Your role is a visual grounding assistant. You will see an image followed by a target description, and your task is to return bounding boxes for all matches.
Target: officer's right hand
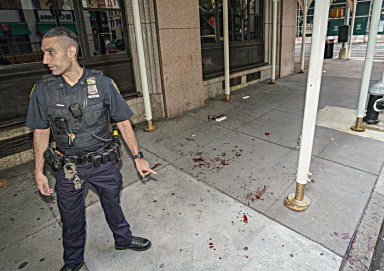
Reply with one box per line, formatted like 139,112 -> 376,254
35,173 -> 54,196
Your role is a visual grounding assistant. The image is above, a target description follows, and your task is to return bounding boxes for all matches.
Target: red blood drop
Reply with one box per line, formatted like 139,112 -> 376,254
243,214 -> 248,223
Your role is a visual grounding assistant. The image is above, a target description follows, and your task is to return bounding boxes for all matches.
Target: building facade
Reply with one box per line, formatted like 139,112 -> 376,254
297,0 -> 384,41
0,0 -> 296,164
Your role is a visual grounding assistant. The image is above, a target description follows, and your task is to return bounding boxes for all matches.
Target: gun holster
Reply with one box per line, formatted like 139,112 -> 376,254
44,147 -> 64,171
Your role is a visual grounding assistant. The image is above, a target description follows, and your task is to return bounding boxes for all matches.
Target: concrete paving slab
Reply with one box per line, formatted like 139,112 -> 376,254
236,110 -> 302,149
186,99 -> 271,130
318,94 -> 359,110
84,165 -> 342,271
316,106 -> 384,142
317,131 -> 384,175
268,157 -> 377,256
258,77 -> 308,93
322,60 -> 384,81
0,163 -> 57,251
236,110 -> 338,156
172,131 -> 299,213
133,115 -> 232,164
319,78 -> 362,97
234,90 -> 300,110
0,222 -> 63,271
275,94 -> 305,116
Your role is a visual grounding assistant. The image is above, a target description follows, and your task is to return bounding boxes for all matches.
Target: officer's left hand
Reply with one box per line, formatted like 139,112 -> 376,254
135,158 -> 157,178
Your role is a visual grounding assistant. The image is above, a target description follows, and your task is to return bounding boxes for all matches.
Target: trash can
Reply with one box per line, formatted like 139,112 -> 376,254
364,81 -> 384,124
324,39 -> 334,59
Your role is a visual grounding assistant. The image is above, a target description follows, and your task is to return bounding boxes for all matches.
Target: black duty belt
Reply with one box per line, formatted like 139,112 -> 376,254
64,143 -> 121,167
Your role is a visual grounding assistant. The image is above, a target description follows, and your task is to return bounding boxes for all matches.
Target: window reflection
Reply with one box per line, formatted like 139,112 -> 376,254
199,0 -> 263,44
82,0 -> 120,9
0,0 -> 77,65
83,2 -> 126,56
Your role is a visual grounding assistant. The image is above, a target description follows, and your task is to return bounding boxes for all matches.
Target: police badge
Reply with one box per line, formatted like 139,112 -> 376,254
86,76 -> 99,98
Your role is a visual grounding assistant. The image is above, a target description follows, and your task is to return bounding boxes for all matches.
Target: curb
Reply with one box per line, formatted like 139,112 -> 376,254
340,165 -> 384,271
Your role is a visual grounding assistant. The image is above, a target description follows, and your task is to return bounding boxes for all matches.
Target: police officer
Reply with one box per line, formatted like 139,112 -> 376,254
26,27 -> 156,271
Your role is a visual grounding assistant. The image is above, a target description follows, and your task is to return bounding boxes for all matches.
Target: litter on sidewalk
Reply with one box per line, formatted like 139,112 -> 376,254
208,114 -> 228,122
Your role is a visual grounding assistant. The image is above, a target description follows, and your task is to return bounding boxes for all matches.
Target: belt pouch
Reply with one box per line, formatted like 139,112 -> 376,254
92,154 -> 102,167
113,144 -> 121,161
101,151 -> 110,164
108,148 -> 116,162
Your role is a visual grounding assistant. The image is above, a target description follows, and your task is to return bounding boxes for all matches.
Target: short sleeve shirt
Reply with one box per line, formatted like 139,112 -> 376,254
26,67 -> 133,129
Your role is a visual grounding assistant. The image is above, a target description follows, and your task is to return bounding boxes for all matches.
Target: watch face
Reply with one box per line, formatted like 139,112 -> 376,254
134,152 -> 143,159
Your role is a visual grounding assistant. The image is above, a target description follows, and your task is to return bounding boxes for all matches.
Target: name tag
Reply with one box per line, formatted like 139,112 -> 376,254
88,94 -> 100,98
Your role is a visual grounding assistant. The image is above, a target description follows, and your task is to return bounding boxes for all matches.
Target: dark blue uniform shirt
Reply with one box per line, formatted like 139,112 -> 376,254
26,67 -> 133,151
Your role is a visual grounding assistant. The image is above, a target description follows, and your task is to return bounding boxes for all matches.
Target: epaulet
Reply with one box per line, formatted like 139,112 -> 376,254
88,69 -> 103,77
42,73 -> 55,82
42,74 -> 64,89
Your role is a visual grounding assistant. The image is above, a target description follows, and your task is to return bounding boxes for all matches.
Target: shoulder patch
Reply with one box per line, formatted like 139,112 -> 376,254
29,84 -> 36,98
111,80 -> 120,93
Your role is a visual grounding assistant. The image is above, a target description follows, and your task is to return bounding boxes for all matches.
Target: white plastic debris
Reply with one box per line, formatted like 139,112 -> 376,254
243,96 -> 250,99
215,115 -> 227,122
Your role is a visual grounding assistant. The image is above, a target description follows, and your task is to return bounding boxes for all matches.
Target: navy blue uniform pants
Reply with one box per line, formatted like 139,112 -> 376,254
55,161 -> 133,268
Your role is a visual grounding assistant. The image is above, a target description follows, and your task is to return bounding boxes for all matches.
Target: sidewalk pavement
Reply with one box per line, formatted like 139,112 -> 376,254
1,58 -> 384,271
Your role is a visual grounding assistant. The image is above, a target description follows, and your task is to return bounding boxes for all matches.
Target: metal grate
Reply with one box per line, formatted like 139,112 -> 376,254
222,76 -> 241,89
246,71 -> 261,83
0,132 -> 33,158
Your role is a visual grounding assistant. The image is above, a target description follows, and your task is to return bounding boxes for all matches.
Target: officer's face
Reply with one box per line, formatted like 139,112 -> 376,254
41,37 -> 74,76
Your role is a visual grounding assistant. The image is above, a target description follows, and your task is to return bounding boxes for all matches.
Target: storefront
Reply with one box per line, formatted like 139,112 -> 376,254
0,0 -> 135,127
199,0 -> 265,78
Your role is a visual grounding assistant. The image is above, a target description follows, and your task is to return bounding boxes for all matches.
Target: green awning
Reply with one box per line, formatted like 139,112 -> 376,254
0,22 -> 31,36
37,22 -> 78,34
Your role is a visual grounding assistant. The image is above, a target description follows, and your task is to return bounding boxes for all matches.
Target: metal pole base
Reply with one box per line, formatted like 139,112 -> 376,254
269,79 -> 276,84
284,193 -> 311,211
144,120 -> 157,132
224,95 -> 232,102
284,183 -> 310,211
351,117 -> 366,132
0,179 -> 8,190
339,48 -> 347,60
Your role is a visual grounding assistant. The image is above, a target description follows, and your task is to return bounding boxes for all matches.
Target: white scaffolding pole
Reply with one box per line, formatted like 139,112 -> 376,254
284,0 -> 330,211
131,0 -> 156,131
300,0 -> 307,73
270,0 -> 278,83
347,0 -> 357,59
223,0 -> 231,101
351,0 -> 383,131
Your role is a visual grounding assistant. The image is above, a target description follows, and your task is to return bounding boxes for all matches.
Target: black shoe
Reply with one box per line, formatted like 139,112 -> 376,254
115,236 -> 152,251
59,261 -> 84,271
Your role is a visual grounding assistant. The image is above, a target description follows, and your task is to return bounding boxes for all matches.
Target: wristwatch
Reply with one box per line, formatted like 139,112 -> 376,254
132,151 -> 144,159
